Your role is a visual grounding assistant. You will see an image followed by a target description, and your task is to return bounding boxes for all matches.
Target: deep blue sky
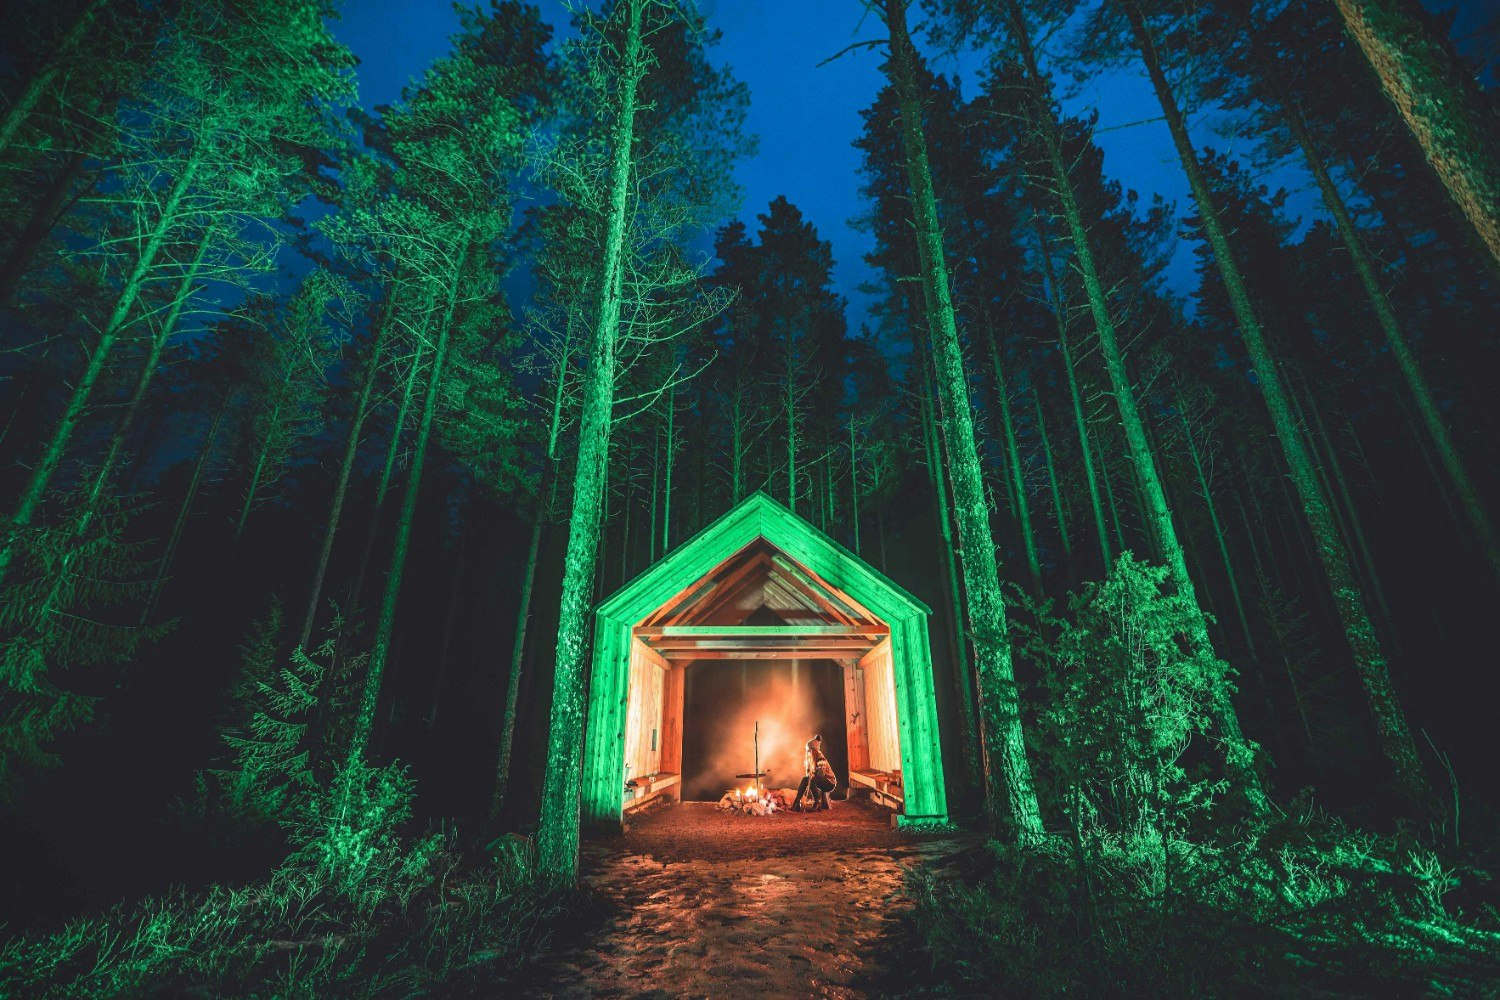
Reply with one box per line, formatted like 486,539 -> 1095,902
333,1 -> 1495,334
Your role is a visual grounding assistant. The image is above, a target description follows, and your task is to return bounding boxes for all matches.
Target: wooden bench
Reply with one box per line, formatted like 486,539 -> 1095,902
849,769 -> 903,811
623,771 -> 681,813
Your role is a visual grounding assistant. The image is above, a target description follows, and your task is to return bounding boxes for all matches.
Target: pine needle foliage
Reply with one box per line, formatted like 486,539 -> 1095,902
0,490 -> 169,797
181,602 -> 326,839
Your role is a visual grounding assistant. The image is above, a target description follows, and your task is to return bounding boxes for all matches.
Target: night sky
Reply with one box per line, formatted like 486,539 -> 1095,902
333,0 -> 1496,333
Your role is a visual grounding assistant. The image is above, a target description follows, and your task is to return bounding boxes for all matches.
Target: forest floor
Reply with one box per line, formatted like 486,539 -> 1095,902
512,799 -> 975,998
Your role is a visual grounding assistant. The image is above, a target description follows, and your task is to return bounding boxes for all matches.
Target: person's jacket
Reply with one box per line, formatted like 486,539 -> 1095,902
804,746 -> 836,785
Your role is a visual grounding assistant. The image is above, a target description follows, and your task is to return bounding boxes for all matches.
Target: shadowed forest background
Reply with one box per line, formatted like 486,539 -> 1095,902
1,0 -> 1499,995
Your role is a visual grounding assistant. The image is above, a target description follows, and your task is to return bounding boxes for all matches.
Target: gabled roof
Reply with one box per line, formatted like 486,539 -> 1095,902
598,492 -> 930,635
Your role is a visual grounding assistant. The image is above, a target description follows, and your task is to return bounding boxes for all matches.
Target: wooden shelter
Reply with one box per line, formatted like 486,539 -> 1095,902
581,492 -> 948,829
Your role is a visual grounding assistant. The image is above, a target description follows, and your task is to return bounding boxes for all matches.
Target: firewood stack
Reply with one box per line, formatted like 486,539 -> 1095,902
716,784 -> 800,815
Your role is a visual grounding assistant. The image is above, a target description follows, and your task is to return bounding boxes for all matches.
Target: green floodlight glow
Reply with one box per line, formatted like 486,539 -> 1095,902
579,492 -> 949,831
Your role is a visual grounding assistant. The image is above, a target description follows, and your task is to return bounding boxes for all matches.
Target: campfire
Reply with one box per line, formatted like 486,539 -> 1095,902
714,720 -> 796,816
717,782 -> 800,816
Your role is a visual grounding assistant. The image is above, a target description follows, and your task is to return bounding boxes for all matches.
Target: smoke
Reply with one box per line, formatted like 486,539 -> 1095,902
687,667 -> 824,797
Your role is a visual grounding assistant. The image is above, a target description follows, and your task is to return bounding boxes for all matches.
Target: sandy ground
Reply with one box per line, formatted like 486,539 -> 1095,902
512,799 -> 972,999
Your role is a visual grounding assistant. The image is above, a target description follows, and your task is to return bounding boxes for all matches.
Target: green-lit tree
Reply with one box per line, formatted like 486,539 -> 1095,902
929,0 -> 1269,812
0,0 -> 355,590
535,0 -> 749,879
332,1 -> 554,767
873,0 -> 1045,840
1083,0 -> 1430,807
1330,0 -> 1500,272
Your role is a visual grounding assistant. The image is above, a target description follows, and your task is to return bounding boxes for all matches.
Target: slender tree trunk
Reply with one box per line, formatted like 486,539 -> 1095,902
1330,0 -> 1500,271
493,325 -> 577,817
1006,0 -> 1267,810
1037,220 -> 1109,566
1174,397 -> 1255,652
785,324 -> 798,513
849,420 -> 860,555
663,378 -> 674,552
349,328 -> 429,612
0,154 -> 198,588
887,0 -> 1043,840
426,525 -> 468,730
298,289 -> 397,648
234,402 -> 280,541
1031,380 -> 1070,566
1276,91 -> 1500,583
649,426 -> 659,563
986,318 -> 1042,591
730,393 -> 745,502
0,150 -> 87,308
86,232 -> 211,518
918,347 -> 982,793
538,0 -> 645,879
1123,0 -> 1427,806
347,249 -> 467,766
0,0 -> 107,159
37,233 -> 213,630
144,399 -> 227,623
491,460 -> 559,818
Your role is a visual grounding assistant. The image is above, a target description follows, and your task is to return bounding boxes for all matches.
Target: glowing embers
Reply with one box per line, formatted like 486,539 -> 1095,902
716,783 -> 799,816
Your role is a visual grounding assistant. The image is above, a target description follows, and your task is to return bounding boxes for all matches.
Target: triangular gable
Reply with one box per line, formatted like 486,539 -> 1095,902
597,492 -> 930,626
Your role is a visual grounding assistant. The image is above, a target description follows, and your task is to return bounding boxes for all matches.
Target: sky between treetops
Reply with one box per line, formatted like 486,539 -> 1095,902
334,0 -> 1495,337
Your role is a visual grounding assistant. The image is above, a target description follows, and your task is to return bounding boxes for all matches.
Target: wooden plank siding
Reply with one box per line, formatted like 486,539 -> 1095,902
859,639 -> 901,772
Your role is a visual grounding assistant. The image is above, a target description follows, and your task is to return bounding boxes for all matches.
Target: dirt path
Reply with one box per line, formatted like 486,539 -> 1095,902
514,800 -> 971,999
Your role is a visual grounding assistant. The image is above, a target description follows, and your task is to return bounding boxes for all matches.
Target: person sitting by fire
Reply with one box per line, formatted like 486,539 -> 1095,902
792,734 -> 836,811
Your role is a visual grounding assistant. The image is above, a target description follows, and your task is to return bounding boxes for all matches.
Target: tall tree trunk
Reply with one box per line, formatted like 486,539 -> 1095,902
986,318 -> 1041,592
729,392 -> 745,502
143,400 -> 227,623
1005,0 -> 1266,810
0,154 -> 198,588
848,419 -> 860,555
34,234 -> 213,638
1330,0 -> 1500,271
1036,219 -> 1109,566
233,402 -> 280,541
1174,395 -> 1255,652
538,0 -> 645,879
1272,87 -> 1500,583
491,459 -> 559,818
0,150 -> 87,308
493,324 -> 576,818
663,378 -> 675,552
349,329 -> 430,612
86,232 -> 211,519
785,323 -> 798,513
298,289 -> 397,648
1032,377 -> 1071,565
1123,0 -> 1428,806
347,250 -> 467,766
426,524 -> 469,730
917,343 -> 982,794
886,0 -> 1043,840
0,0 -> 107,159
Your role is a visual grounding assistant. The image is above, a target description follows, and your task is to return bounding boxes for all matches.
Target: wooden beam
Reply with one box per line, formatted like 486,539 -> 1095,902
764,557 -> 861,626
857,637 -> 891,671
774,554 -> 880,624
648,641 -> 876,656
643,545 -> 766,627
639,625 -> 887,637
665,548 -> 771,626
658,648 -> 871,660
634,638 -> 670,671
